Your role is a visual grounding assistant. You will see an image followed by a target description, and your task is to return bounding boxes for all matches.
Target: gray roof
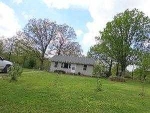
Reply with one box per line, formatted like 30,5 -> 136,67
51,55 -> 95,65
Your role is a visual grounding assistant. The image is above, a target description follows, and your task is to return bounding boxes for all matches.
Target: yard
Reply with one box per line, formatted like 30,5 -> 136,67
0,70 -> 150,113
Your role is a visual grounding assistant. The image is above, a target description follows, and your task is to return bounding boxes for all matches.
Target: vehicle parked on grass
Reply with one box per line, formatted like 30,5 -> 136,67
0,56 -> 13,73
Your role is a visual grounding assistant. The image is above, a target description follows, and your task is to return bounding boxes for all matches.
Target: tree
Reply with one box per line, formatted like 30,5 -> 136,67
24,19 -> 58,70
136,52 -> 150,96
97,9 -> 150,76
137,52 -> 150,80
0,38 -> 4,55
61,42 -> 82,56
88,44 -> 113,77
50,24 -> 82,56
3,36 -> 17,60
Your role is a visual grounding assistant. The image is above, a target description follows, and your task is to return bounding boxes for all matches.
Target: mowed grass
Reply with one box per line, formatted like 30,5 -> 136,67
0,71 -> 150,113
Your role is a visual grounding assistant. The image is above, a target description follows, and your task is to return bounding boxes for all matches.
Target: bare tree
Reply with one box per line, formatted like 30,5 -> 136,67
3,36 -> 17,60
0,38 -> 4,55
51,24 -> 82,56
62,42 -> 82,56
24,19 -> 58,70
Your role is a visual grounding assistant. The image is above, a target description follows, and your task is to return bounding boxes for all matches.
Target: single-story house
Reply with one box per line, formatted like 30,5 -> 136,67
50,55 -> 95,76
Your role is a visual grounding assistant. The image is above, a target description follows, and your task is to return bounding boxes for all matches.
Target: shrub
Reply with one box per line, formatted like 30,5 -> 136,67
24,57 -> 36,69
78,72 -> 81,75
109,76 -> 125,82
8,64 -> 23,81
124,75 -> 132,79
28,58 -> 36,69
93,64 -> 104,75
96,79 -> 102,91
54,70 -> 66,74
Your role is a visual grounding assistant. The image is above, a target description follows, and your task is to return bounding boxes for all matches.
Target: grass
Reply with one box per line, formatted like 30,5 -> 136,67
0,70 -> 150,113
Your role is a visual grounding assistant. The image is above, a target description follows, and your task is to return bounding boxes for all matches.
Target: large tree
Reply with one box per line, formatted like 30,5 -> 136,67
24,19 -> 58,70
50,24 -> 82,56
97,9 -> 150,76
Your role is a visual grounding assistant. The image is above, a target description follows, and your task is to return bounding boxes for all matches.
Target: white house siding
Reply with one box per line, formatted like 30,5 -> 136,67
50,61 -> 94,76
75,64 -> 93,76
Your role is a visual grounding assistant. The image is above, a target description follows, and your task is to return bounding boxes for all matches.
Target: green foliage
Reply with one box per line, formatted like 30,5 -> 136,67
8,64 -> 23,81
88,45 -> 113,77
138,53 -> 150,81
0,40 -> 4,55
43,59 -> 51,71
28,58 -> 36,68
111,65 -> 118,76
24,57 -> 36,69
135,53 -> 150,96
93,64 -> 104,76
96,78 -> 102,91
96,9 -> 150,76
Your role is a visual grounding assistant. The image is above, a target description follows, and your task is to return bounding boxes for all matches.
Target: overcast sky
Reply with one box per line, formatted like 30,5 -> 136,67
0,0 -> 150,55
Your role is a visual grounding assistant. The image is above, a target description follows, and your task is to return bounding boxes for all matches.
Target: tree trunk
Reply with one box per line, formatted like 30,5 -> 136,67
23,56 -> 27,68
116,63 -> 119,76
131,71 -> 134,79
40,59 -> 44,70
120,63 -> 126,77
40,53 -> 45,70
108,60 -> 113,77
8,52 -> 12,61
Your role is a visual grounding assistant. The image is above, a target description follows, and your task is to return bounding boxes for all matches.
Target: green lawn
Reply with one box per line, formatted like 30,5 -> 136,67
0,71 -> 150,113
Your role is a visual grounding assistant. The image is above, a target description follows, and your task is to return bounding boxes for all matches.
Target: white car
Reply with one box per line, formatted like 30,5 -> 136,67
0,56 -> 13,73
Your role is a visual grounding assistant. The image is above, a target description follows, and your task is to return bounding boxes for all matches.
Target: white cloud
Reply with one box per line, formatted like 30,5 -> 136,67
76,29 -> 83,37
43,0 -> 150,54
13,0 -> 23,4
22,12 -> 33,20
0,2 -> 21,38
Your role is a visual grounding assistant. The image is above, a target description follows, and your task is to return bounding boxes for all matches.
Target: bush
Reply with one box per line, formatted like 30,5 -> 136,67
54,70 -> 66,74
78,72 -> 81,75
109,76 -> 125,82
124,75 -> 132,79
28,58 -> 36,69
24,57 -> 36,69
96,79 -> 102,91
8,64 -> 23,81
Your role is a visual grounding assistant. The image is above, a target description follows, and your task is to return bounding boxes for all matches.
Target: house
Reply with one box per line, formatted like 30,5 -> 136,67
50,55 -> 95,76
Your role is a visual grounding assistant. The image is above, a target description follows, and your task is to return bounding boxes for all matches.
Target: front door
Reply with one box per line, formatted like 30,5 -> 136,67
71,64 -> 76,73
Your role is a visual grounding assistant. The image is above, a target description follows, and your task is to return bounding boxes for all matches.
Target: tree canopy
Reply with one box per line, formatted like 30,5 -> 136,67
23,18 -> 82,69
91,9 -> 150,76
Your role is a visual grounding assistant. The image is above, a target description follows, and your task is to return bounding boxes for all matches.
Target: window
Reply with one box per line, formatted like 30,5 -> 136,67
54,62 -> 58,67
64,63 -> 68,68
72,67 -> 75,70
83,65 -> 87,70
61,63 -> 70,69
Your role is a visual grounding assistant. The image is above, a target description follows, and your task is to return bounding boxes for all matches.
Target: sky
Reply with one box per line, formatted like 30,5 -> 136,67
0,0 -> 150,56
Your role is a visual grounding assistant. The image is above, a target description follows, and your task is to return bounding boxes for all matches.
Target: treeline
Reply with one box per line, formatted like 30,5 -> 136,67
0,19 -> 82,70
88,9 -> 150,80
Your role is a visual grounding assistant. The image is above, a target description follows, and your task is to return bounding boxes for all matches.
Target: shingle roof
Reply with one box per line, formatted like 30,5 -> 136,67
51,55 -> 95,65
